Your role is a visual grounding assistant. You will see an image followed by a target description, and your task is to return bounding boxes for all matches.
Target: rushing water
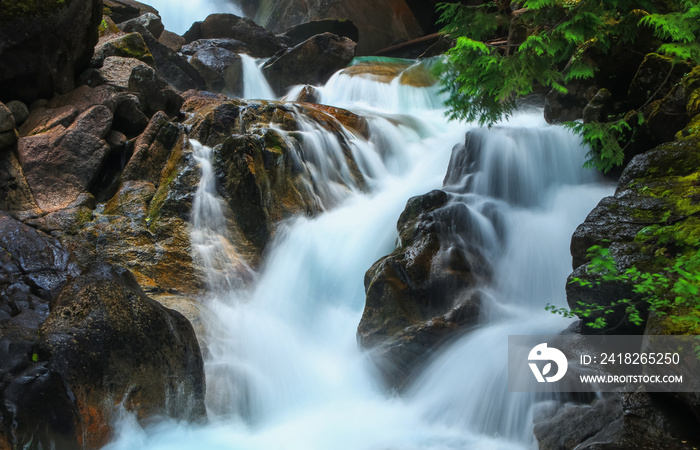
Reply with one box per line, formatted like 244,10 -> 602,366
104,59 -> 614,449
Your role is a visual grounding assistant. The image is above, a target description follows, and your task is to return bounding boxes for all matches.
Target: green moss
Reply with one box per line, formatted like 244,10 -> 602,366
0,0 -> 66,19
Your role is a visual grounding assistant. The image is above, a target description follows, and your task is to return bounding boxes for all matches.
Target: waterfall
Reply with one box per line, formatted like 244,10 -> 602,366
144,0 -> 244,35
240,55 -> 276,101
104,61 -> 614,449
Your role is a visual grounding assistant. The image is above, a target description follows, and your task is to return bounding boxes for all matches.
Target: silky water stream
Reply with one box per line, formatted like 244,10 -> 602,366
104,62 -> 614,449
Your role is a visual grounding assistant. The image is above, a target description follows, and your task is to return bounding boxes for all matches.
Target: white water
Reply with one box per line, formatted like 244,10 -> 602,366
240,55 -> 276,101
104,62 -> 614,449
145,0 -> 243,35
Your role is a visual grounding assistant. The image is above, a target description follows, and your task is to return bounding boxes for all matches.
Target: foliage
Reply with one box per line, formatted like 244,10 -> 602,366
547,239 -> 700,330
437,0 -> 700,172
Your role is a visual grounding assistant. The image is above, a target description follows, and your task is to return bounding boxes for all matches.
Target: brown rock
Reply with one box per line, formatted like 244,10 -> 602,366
18,127 -> 110,212
158,30 -> 186,52
37,262 -> 206,448
122,112 -> 180,185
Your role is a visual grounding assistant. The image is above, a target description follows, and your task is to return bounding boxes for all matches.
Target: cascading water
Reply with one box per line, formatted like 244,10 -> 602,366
104,60 -> 614,449
240,55 -> 276,101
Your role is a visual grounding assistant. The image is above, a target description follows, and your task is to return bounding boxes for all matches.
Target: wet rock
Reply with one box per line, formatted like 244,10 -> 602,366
263,33 -> 356,96
181,38 -> 250,56
278,19 -> 359,47
103,0 -> 159,24
118,12 -> 164,39
535,392 -> 700,450
185,96 -> 367,255
0,213 -> 81,449
189,47 -> 243,93
567,131 -> 700,332
5,100 -> 29,126
0,0 -> 102,103
37,262 -> 206,448
199,13 -> 286,58
358,190 -> 490,389
79,129 -> 204,295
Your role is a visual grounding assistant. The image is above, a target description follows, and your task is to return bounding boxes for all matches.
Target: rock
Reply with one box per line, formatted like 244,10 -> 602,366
628,53 -> 692,109
544,80 -> 599,123
37,262 -> 206,448
113,93 -> 150,137
18,127 -> 110,212
98,15 -> 121,38
6,100 -> 29,125
118,12 -> 164,39
183,21 -> 203,44
159,30 -> 186,52
252,0 -> 424,55
189,47 -> 243,93
199,13 -> 286,57
181,38 -> 250,56
567,132 -> 700,332
128,64 -> 185,117
91,32 -> 155,67
358,189 -> 490,388
535,392 -> 699,450
0,0 -> 102,103
119,21 -> 207,92
263,33 -> 356,96
103,0 -> 159,24
122,112 -> 180,185
0,101 -> 16,133
0,212 -> 81,448
285,85 -> 321,103
278,19 -> 359,47
81,55 -> 151,90
0,148 -> 38,215
582,88 -> 612,123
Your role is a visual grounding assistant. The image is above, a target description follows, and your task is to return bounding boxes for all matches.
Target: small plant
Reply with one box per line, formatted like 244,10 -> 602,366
547,239 -> 700,331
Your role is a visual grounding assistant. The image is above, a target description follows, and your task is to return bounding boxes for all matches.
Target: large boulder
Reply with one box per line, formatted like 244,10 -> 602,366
37,262 -> 206,448
358,189 -> 490,389
0,212 -> 81,449
252,0 -> 424,55
0,0 -> 103,103
199,13 -> 285,58
262,33 -> 356,96
0,213 -> 205,449
189,46 -> 244,94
